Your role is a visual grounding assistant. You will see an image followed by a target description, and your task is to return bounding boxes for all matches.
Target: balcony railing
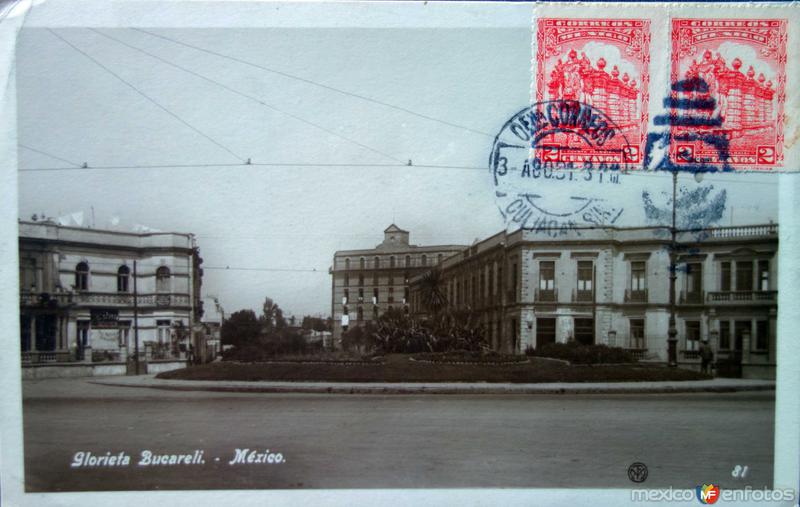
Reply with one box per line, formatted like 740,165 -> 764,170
19,291 -> 74,307
21,351 -> 73,363
572,289 -> 594,302
679,290 -> 705,304
535,288 -> 558,302
624,289 -> 648,303
707,224 -> 778,238
681,350 -> 700,359
625,348 -> 648,360
707,290 -> 777,303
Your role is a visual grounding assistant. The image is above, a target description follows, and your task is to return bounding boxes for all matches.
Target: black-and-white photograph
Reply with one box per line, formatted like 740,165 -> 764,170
2,2 -> 799,506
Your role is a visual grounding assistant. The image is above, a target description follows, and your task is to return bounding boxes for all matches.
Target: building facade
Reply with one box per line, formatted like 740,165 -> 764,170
409,224 -> 778,379
330,225 -> 466,344
19,220 -> 203,365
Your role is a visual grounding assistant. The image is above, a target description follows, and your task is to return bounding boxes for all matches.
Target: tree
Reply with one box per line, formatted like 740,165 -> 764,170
262,297 -> 287,334
221,309 -> 261,349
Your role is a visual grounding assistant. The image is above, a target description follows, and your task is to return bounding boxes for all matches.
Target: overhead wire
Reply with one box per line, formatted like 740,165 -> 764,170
131,27 -> 497,140
46,28 -> 247,163
89,28 -> 406,164
19,144 -> 83,167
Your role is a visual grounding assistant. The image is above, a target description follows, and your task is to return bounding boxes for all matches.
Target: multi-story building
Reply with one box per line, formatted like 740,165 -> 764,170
330,225 -> 466,344
409,224 -> 778,379
19,219 -> 203,367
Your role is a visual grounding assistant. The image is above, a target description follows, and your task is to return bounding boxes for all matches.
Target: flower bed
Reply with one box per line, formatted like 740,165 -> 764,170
527,342 -> 637,365
411,351 -> 529,365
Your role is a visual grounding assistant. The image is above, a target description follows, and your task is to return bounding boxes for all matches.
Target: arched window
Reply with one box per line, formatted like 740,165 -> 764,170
75,262 -> 89,291
421,255 -> 427,266
373,256 -> 380,269
390,256 -> 396,268
359,257 -> 365,269
117,265 -> 130,292
345,258 -> 351,270
156,266 -> 171,292
405,255 -> 411,267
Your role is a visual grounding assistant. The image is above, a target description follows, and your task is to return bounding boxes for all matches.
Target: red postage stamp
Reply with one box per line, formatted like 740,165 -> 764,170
535,18 -> 651,166
670,19 -> 788,170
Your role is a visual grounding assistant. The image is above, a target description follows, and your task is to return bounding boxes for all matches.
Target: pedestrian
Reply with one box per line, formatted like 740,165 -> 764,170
699,339 -> 714,375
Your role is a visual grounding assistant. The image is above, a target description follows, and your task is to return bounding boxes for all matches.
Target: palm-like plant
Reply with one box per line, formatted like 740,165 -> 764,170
418,268 -> 447,317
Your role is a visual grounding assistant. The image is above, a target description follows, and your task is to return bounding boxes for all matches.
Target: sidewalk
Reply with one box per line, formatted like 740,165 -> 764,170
89,375 -> 776,395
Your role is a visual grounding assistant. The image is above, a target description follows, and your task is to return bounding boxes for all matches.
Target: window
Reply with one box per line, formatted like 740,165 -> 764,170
630,319 -> 645,349
736,261 -> 753,291
77,320 -> 90,352
373,273 -> 378,286
536,318 -> 556,348
344,273 -> 350,286
404,271 -> 410,284
358,274 -> 364,287
404,287 -> 409,303
755,320 -> 768,351
511,263 -> 518,302
118,320 -> 131,348
374,257 -> 380,269
156,266 -> 171,292
345,258 -> 350,270
720,261 -> 732,291
479,272 -> 485,301
539,261 -> 555,290
357,307 -> 364,321
685,321 -> 701,351
75,262 -> 89,291
156,319 -> 171,344
388,287 -> 394,303
373,306 -> 379,320
343,289 -> 349,303
358,288 -> 364,300
631,261 -> 646,290
539,261 -> 555,301
758,260 -> 769,291
390,256 -> 396,268
488,265 -> 495,297
577,261 -> 593,291
373,288 -> 379,303
734,321 -> 750,351
421,255 -> 427,266
437,254 -> 443,264
686,262 -> 702,294
575,318 -> 594,345
359,257 -> 365,270
405,255 -> 411,267
719,321 -> 731,350
497,265 -> 503,296
117,265 -> 130,292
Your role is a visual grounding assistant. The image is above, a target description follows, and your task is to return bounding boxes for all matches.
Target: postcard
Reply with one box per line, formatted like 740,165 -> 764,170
1,1 -> 798,506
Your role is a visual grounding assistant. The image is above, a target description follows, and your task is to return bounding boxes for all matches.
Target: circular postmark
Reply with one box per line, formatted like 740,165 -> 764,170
490,100 -> 635,236
627,461 -> 649,483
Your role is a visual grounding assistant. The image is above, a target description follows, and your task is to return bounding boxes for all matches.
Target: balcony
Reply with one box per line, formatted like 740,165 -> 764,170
624,348 -> 648,360
679,290 -> 705,304
21,351 -> 73,363
572,289 -> 594,303
707,290 -> 777,303
624,289 -> 649,303
19,291 -> 74,307
707,224 -> 778,239
71,292 -> 190,307
535,288 -> 558,303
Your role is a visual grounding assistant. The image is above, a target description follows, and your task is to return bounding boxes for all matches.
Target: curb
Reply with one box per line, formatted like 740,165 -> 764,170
88,378 -> 776,395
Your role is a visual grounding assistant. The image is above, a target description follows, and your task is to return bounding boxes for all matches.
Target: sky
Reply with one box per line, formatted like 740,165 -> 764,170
16,26 -> 778,318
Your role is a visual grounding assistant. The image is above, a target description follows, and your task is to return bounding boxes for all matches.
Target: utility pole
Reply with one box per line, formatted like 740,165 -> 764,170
667,171 -> 679,368
133,259 -> 141,374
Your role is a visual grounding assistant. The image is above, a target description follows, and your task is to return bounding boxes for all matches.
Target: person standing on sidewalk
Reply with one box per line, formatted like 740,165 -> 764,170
699,339 -> 714,375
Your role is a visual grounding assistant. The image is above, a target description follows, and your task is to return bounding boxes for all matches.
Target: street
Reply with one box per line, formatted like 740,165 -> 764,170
22,378 -> 774,491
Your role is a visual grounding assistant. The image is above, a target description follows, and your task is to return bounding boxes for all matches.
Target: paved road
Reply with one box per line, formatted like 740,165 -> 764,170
22,378 -> 774,492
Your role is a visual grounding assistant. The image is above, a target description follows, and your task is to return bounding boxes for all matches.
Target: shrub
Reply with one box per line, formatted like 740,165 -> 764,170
530,341 -> 636,364
412,351 -> 527,363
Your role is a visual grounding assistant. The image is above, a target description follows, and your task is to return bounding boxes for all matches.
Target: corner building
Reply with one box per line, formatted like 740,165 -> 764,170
330,225 -> 466,344
409,224 -> 778,379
